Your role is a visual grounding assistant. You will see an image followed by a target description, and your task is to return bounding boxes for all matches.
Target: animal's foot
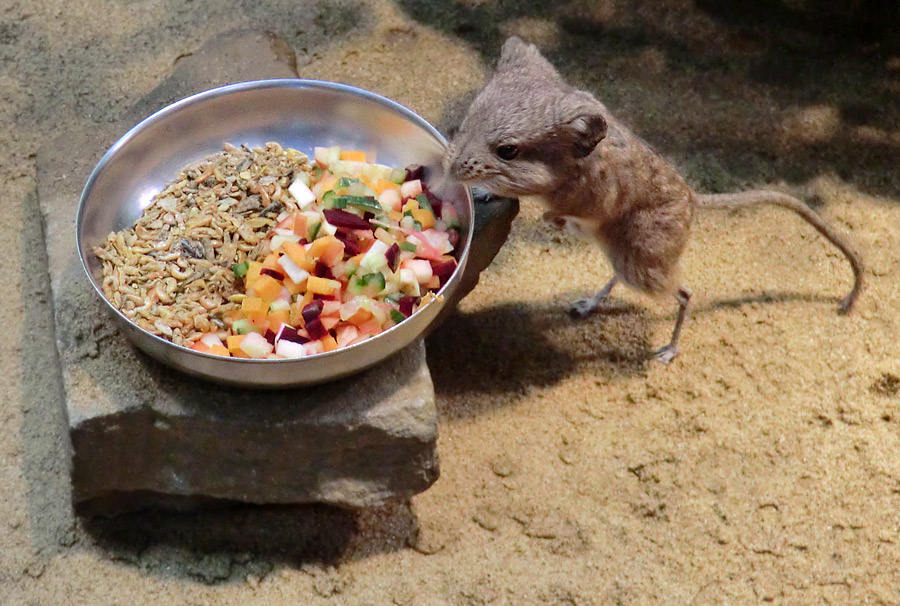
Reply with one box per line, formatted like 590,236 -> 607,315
569,296 -> 603,318
652,344 -> 678,364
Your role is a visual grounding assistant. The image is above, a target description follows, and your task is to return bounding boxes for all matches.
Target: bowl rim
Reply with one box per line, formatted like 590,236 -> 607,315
75,78 -> 474,369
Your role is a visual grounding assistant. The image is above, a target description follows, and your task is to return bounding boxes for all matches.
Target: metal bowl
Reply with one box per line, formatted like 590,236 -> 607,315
77,79 -> 473,388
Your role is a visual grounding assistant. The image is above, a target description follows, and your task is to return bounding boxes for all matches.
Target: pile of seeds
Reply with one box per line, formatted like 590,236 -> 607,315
93,142 -> 312,346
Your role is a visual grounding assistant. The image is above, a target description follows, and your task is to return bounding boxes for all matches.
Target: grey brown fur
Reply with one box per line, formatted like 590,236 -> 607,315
445,37 -> 864,362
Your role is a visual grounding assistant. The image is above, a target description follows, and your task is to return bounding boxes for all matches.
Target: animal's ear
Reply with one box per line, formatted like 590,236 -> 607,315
497,37 -> 561,80
563,110 -> 608,158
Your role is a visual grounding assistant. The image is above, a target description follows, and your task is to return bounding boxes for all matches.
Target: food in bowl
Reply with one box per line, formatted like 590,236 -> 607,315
93,141 -> 460,359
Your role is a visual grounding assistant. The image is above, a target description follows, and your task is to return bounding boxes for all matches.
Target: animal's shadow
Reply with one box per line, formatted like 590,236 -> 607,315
426,297 -> 653,404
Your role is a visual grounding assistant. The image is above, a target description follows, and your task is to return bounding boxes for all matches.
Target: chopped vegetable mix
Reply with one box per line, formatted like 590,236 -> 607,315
195,145 -> 460,359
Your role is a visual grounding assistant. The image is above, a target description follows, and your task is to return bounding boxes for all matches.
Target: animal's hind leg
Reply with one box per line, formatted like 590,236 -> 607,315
653,286 -> 691,364
570,276 -> 618,318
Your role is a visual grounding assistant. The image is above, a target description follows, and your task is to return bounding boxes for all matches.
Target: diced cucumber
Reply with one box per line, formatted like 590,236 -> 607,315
308,221 -> 321,240
389,168 -> 407,184
322,190 -> 338,208
333,195 -> 382,212
399,241 -> 417,253
384,292 -> 402,305
337,177 -> 358,188
232,261 -> 250,278
415,193 -> 432,212
233,319 -> 262,335
390,309 -> 406,324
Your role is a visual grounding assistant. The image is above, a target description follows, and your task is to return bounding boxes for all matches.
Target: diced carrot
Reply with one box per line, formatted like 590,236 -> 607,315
282,240 -> 315,272
191,341 -> 212,354
320,334 -> 339,352
411,208 -> 435,230
373,178 -> 400,195
388,210 -> 403,222
227,335 -> 250,357
249,274 -> 283,302
267,308 -> 291,333
345,306 -> 373,327
340,150 -> 366,162
241,296 -> 268,315
244,261 -> 264,287
262,252 -> 282,271
208,344 -> 231,357
292,212 -> 308,237
307,276 -> 340,295
426,275 -> 440,289
306,235 -> 339,262
402,199 -> 420,213
283,274 -> 308,295
275,214 -> 294,230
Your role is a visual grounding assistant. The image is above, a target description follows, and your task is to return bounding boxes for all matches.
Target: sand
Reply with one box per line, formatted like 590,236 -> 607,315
2,1 -> 900,604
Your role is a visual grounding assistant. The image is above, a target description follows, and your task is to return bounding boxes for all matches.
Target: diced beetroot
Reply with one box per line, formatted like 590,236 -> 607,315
302,300 -> 324,324
385,242 -> 400,271
334,230 -> 361,256
261,267 -> 285,281
363,211 -> 375,222
314,261 -> 334,279
404,164 -> 424,182
264,329 -> 277,345
277,324 -> 309,344
323,208 -> 370,230
399,295 -> 419,317
421,183 -> 443,216
305,317 -> 327,340
448,229 -> 459,247
431,259 -> 457,286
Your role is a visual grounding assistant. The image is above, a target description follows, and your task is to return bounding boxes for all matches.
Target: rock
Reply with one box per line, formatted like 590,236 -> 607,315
36,28 -> 517,515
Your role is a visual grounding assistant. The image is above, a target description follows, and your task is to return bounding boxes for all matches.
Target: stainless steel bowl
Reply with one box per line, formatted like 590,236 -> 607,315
77,79 -> 473,388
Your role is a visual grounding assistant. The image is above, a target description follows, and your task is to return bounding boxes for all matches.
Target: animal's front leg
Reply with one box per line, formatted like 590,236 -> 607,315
570,276 -> 618,318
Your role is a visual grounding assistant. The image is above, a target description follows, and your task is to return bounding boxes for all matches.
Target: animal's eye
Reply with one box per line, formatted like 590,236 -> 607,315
495,144 -> 519,161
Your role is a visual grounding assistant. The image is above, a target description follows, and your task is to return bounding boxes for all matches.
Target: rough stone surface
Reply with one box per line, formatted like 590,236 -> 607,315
36,29 -> 516,515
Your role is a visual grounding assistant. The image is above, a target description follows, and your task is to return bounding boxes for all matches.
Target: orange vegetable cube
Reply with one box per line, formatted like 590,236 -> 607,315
357,318 -> 383,336
402,199 -> 420,213
262,252 -> 282,271
320,334 -> 339,352
373,178 -> 400,195
226,335 -> 250,357
306,235 -> 343,266
411,208 -> 435,230
282,240 -> 315,272
208,344 -> 231,357
241,296 -> 268,315
307,276 -> 340,296
267,308 -> 292,333
388,210 -> 403,223
249,274 -> 283,302
191,341 -> 212,354
244,261 -> 264,287
340,150 -> 367,162
292,212 -> 308,237
283,274 -> 308,295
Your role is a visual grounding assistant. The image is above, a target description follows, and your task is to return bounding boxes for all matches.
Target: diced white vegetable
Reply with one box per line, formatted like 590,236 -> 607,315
275,339 -> 307,358
320,218 -> 337,236
288,178 -> 317,208
270,233 -> 302,252
399,268 -> 420,296
277,254 -> 310,284
239,332 -> 274,358
269,299 -> 291,312
378,188 -> 402,212
403,258 -> 433,283
200,333 -> 226,349
400,179 -> 423,199
360,239 -> 389,272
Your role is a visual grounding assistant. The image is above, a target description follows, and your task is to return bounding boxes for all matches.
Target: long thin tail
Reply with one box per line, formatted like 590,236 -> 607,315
695,190 -> 864,313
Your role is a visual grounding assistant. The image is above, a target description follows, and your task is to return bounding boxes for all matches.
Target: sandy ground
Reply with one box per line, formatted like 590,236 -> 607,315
3,1 -> 900,604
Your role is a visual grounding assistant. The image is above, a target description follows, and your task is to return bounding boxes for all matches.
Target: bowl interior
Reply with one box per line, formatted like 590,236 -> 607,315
77,79 -> 473,387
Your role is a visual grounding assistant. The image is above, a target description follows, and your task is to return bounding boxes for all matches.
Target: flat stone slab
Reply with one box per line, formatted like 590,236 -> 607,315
36,29 -> 517,516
